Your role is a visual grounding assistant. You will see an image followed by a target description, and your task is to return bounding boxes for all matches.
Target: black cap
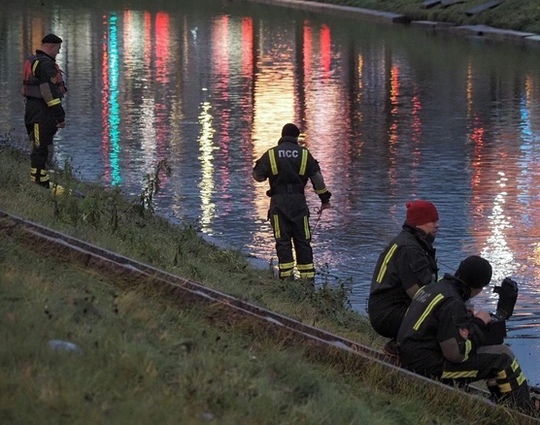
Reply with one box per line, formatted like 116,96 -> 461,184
42,33 -> 63,44
281,123 -> 300,138
455,255 -> 492,289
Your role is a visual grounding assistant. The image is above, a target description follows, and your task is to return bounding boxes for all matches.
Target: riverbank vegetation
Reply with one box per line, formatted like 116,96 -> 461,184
305,0 -> 540,33
0,137 -> 533,423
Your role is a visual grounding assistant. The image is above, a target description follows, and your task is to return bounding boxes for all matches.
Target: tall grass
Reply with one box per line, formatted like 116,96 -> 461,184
0,135 -> 378,346
0,233 -> 522,424
0,137 -> 534,424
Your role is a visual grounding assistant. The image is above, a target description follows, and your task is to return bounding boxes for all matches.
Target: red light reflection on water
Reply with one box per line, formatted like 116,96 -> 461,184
154,11 -> 172,174
320,24 -> 331,77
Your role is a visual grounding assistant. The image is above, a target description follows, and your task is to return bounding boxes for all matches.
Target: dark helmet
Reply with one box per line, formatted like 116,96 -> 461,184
281,123 -> 300,138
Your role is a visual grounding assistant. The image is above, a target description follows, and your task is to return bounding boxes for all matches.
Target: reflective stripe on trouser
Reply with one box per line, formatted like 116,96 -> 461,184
487,358 -> 531,412
27,121 -> 56,189
441,345 -> 530,411
271,212 -> 314,279
279,261 -> 295,279
493,358 -> 527,394
30,167 -> 50,187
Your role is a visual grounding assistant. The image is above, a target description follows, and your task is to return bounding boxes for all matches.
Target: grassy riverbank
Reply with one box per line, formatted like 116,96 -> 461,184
302,0 -> 540,33
0,138 -> 533,424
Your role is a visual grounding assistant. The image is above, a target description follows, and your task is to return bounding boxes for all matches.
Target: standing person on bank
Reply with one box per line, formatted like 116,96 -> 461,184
22,33 -> 67,188
252,123 -> 332,281
368,200 -> 439,356
397,255 -> 534,413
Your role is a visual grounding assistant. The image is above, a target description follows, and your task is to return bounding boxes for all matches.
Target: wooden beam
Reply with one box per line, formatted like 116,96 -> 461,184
422,0 -> 441,9
441,0 -> 465,7
466,0 -> 504,16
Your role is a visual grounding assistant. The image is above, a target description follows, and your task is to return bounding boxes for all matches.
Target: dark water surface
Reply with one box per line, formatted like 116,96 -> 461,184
2,0 -> 540,384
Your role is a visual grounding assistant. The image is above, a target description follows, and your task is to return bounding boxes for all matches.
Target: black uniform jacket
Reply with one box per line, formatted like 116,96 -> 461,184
369,225 -> 438,317
397,274 -> 489,377
252,136 -> 330,219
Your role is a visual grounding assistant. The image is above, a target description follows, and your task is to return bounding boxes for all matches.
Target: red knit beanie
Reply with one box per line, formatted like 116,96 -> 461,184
405,200 -> 439,226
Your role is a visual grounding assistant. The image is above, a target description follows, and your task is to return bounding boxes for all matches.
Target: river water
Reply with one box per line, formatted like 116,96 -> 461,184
1,0 -> 540,385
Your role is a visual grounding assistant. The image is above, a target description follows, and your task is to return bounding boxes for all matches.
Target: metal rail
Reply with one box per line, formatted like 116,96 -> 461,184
0,209 -> 537,423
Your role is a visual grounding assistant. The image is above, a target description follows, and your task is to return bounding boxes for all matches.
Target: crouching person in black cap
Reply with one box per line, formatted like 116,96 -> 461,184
397,255 -> 535,413
252,123 -> 331,281
22,33 -> 67,188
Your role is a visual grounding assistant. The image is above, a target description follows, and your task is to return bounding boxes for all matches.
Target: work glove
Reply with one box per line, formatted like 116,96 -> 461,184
492,277 -> 518,321
318,190 -> 331,204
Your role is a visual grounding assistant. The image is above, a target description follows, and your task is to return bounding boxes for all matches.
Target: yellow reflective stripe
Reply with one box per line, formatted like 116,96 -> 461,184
517,372 -> 526,386
463,340 -> 472,362
315,187 -> 328,195
497,370 -> 507,380
280,269 -> 294,277
441,370 -> 478,379
272,214 -> 281,239
269,149 -> 278,175
499,383 -> 512,393
376,243 -> 398,283
297,263 -> 314,271
511,359 -> 519,371
30,168 -> 50,183
299,148 -> 308,176
47,98 -> 61,107
279,261 -> 295,270
413,293 -> 444,331
30,168 -> 49,177
304,216 -> 310,239
32,60 -> 39,75
299,271 -> 315,279
34,123 -> 40,147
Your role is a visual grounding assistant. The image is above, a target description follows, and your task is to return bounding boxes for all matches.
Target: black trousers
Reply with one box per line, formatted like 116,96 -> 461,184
368,295 -> 408,339
440,345 -> 531,411
269,194 -> 315,280
402,344 -> 532,412
25,99 -> 58,188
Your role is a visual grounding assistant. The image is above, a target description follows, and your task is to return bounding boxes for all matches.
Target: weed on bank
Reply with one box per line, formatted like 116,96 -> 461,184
0,138 -> 376,345
0,139 -> 530,424
0,233 -> 518,424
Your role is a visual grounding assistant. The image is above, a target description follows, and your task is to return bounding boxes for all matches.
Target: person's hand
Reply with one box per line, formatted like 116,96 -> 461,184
57,121 -> 66,128
493,277 -> 518,320
474,310 -> 492,325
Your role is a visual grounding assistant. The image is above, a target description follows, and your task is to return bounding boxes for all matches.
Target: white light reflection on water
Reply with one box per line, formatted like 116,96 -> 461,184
198,100 -> 217,231
481,180 -> 515,281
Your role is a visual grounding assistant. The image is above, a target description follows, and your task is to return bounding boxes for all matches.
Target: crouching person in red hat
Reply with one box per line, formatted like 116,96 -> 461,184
397,256 -> 535,413
368,200 -> 440,357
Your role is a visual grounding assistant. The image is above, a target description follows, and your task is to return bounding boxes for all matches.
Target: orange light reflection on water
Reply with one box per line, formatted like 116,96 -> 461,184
251,21 -> 296,225
387,64 -> 400,191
